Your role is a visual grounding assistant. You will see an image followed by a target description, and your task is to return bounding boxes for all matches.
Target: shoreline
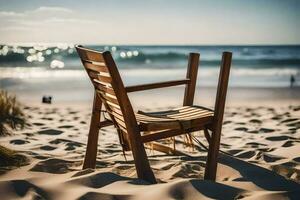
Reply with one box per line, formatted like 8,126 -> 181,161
2,85 -> 299,107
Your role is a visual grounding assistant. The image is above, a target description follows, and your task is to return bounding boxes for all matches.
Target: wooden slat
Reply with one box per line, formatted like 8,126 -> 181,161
125,79 -> 190,93
99,120 -> 114,128
98,75 -> 112,84
145,142 -> 192,157
141,126 -> 204,143
205,52 -> 232,181
106,109 -> 125,123
102,51 -> 157,183
183,53 -> 199,106
137,114 -> 213,123
83,61 -> 108,72
136,116 -> 172,122
76,46 -> 105,62
139,121 -> 182,131
141,108 -> 212,119
82,91 -> 102,169
166,110 -> 213,119
107,104 -> 123,116
95,86 -> 115,96
98,71 -> 111,77
114,116 -> 127,129
138,112 -> 214,132
136,107 -> 214,122
99,92 -> 119,105
93,79 -> 112,87
106,100 -> 121,109
88,70 -> 99,79
118,125 -> 128,134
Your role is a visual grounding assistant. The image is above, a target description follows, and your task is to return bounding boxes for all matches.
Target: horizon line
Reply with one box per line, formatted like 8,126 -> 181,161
1,43 -> 300,47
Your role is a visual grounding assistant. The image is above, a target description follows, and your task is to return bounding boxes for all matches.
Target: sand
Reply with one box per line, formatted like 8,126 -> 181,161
0,89 -> 300,199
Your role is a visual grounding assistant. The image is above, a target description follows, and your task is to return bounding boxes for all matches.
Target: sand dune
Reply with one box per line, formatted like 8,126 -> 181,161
0,103 -> 300,199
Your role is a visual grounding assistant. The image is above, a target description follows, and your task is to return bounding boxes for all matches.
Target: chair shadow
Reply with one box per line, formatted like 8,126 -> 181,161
217,153 -> 300,198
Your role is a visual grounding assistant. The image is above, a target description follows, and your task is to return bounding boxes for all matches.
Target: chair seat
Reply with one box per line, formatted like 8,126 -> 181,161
136,106 -> 214,131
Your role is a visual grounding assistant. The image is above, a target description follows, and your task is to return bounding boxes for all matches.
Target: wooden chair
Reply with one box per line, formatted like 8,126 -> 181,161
75,45 -> 232,184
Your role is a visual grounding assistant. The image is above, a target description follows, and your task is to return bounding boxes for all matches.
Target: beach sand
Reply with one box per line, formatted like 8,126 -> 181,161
0,87 -> 300,199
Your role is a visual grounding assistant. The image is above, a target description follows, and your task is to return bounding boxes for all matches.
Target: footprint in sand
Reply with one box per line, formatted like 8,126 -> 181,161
30,158 -> 81,174
5,180 -> 48,198
24,133 -> 34,137
247,130 -> 259,134
49,138 -> 83,146
249,119 -> 262,124
258,147 -> 275,152
72,169 -> 95,177
245,142 -> 266,147
235,150 -> 256,159
282,141 -> 294,147
10,139 -> 29,145
49,138 -> 83,151
246,108 -> 253,112
33,122 -> 45,126
265,136 -> 292,141
281,118 -> 298,123
223,121 -> 232,125
272,116 -> 282,120
286,121 -> 300,128
34,155 -> 50,160
292,106 -> 300,111
234,127 -> 248,131
37,129 -> 63,135
41,117 -> 53,121
281,162 -> 297,168
293,157 -> 300,163
227,149 -> 244,155
58,125 -> 74,129
259,128 -> 274,133
40,145 -> 57,151
262,154 -> 284,163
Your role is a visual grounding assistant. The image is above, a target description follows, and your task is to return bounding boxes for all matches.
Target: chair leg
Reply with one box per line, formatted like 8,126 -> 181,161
83,105 -> 101,169
204,129 -> 221,181
131,141 -> 157,184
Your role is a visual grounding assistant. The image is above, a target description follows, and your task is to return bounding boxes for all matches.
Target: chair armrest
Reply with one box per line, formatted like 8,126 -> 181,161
125,79 -> 190,93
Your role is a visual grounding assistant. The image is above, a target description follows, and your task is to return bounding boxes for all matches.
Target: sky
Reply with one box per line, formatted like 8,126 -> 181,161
0,0 -> 299,45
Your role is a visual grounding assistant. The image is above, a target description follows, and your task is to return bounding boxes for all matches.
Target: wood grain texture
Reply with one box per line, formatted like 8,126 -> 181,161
126,79 -> 190,93
183,53 -> 200,106
204,52 -> 232,181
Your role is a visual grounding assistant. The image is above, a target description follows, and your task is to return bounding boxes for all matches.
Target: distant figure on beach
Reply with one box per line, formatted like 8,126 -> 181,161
290,75 -> 295,88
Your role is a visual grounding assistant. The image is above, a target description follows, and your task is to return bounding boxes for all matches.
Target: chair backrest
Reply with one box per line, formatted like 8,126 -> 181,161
75,45 -> 137,136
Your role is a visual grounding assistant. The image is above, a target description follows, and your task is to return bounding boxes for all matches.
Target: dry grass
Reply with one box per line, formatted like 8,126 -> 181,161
0,145 -> 29,173
0,90 -> 26,136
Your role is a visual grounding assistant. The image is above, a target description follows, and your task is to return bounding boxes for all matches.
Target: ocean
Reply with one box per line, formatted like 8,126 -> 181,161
0,44 -> 299,102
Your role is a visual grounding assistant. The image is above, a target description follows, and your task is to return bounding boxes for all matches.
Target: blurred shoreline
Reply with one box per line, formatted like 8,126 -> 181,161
1,44 -> 300,88
0,44 -> 299,107
2,84 -> 299,108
